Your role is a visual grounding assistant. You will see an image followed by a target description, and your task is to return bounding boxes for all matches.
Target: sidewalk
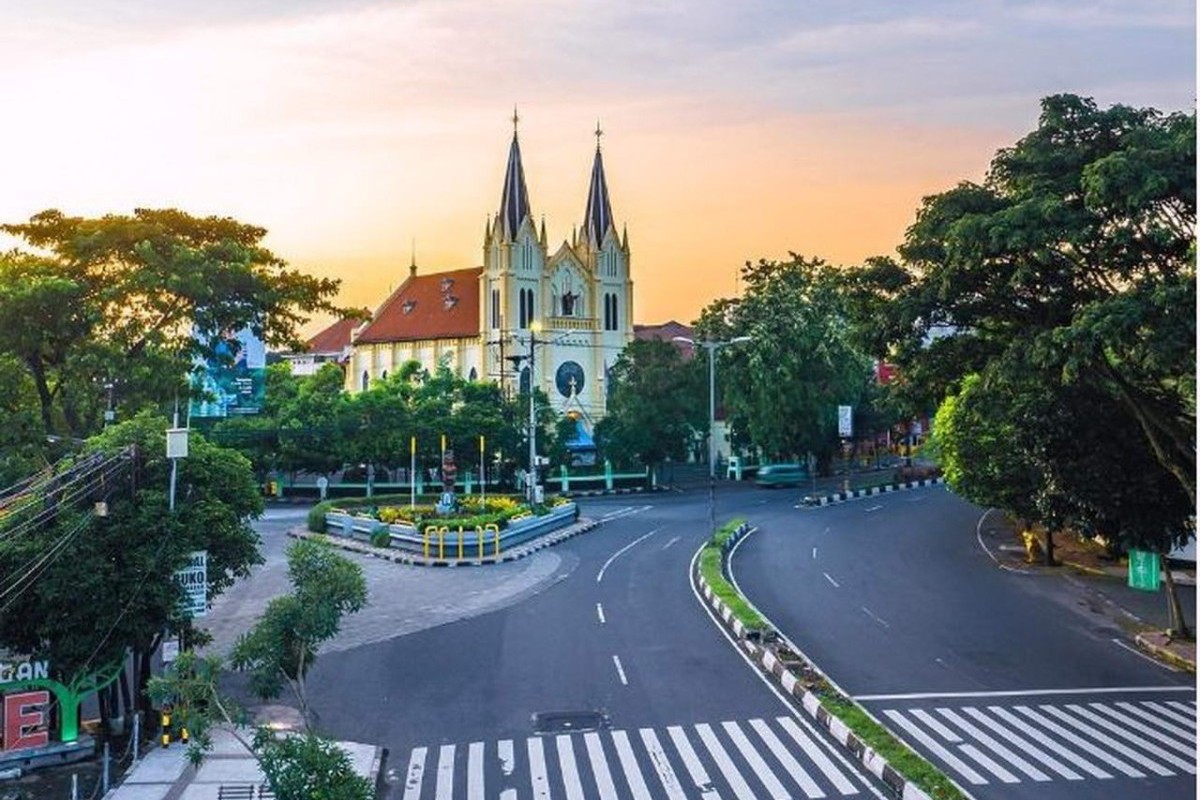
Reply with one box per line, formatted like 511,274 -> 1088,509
106,727 -> 382,800
977,511 -> 1196,672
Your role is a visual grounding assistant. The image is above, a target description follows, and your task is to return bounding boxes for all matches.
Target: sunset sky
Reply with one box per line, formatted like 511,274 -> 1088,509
2,1 -> 1194,333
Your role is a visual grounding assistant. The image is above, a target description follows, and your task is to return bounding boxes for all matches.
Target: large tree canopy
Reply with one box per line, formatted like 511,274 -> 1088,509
695,254 -> 875,464
850,95 -> 1195,513
594,338 -> 703,469
0,209 -> 347,439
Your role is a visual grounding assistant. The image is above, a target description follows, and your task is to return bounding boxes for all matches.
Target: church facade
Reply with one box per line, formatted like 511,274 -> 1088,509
345,119 -> 634,427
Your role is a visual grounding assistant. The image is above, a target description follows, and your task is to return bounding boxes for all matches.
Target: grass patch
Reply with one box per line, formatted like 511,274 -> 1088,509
820,693 -> 966,800
698,519 -> 767,630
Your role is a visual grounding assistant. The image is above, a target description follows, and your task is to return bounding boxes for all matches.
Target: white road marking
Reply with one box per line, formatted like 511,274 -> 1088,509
601,506 -> 635,520
823,572 -> 840,588
596,603 -> 606,624
436,744 -> 456,800
987,706 -> 1109,778
557,734 -> 586,800
528,737 -> 552,799
775,716 -> 858,793
613,730 -> 654,800
748,718 -> 825,798
959,741 -> 1020,783
811,547 -> 817,559
960,707 -> 1082,780
1059,704 -> 1193,773
662,535 -> 681,550
1111,638 -> 1179,670
882,710 -> 987,785
937,708 -> 1050,781
1147,700 -> 1198,730
402,747 -> 428,800
906,495 -> 926,502
499,738 -> 515,775
597,528 -> 660,582
584,731 -> 620,800
864,505 -> 883,513
1091,703 -> 1196,758
640,728 -> 688,800
861,607 -> 889,628
911,709 -> 961,742
667,725 -> 722,800
467,742 -> 485,800
855,685 -> 1196,701
613,654 -> 628,686
1013,706 -> 1143,777
695,723 -> 758,800
723,720 -> 790,799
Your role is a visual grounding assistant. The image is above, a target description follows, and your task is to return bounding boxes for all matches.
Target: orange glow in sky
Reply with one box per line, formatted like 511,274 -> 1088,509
2,2 -> 1193,332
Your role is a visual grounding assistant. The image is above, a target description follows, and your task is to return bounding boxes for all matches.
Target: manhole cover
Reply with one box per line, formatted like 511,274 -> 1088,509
532,710 -> 609,735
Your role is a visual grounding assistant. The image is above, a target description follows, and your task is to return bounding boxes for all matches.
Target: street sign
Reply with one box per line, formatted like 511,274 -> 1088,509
175,550 -> 208,617
1128,549 -> 1160,592
837,405 -> 853,438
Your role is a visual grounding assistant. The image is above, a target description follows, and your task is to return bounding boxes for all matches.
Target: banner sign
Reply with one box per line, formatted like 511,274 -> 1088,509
175,550 -> 208,618
190,327 -> 266,418
838,405 -> 853,438
0,660 -> 49,685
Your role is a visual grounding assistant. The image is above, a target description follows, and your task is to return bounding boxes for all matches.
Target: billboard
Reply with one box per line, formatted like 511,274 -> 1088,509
190,327 -> 266,418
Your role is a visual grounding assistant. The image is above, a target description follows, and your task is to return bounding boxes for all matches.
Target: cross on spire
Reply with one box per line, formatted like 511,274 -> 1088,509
594,120 -> 603,150
512,106 -> 520,136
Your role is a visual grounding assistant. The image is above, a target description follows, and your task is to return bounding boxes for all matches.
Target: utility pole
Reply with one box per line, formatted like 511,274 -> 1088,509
527,329 -> 537,501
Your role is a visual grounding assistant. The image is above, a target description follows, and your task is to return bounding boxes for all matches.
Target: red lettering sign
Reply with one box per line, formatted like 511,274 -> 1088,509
3,690 -> 49,751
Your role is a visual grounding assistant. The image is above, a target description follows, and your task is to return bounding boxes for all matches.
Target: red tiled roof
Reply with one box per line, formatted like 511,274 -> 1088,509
354,268 -> 482,344
634,320 -> 696,359
306,317 -> 359,354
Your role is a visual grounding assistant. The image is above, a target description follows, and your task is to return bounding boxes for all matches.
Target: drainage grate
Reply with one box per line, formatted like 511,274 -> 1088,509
531,710 -> 609,735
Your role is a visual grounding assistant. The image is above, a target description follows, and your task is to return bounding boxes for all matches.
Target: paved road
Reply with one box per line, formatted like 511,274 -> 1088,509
296,492 -> 892,799
729,485 -> 1197,800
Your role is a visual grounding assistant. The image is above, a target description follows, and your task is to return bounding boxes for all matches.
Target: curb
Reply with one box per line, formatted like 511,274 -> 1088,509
290,518 -> 602,567
696,526 -> 933,800
801,477 -> 945,508
1134,633 -> 1197,674
561,486 -> 666,498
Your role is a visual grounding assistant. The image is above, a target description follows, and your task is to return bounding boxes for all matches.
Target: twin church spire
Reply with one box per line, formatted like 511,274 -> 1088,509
494,110 -> 622,251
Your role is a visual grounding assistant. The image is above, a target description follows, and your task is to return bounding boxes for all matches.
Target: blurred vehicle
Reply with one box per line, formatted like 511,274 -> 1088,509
755,463 -> 806,488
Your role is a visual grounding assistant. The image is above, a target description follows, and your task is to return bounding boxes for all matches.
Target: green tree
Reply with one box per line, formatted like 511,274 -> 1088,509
0,412 -> 262,714
208,363 -> 302,480
278,363 -> 347,478
851,95 -> 1195,504
0,209 -> 347,439
594,339 -> 702,470
695,255 -> 874,466
253,727 -> 373,800
230,539 -> 367,730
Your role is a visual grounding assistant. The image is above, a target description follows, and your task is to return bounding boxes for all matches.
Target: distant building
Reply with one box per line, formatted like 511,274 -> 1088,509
345,116 -> 634,426
634,320 -> 695,359
283,317 -> 358,376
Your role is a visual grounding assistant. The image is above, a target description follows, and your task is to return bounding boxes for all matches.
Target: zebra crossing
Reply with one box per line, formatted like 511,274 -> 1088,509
398,715 -> 868,799
880,698 -> 1196,787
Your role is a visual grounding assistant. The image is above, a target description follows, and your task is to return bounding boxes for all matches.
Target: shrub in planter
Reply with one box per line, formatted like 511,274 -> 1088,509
370,528 -> 391,548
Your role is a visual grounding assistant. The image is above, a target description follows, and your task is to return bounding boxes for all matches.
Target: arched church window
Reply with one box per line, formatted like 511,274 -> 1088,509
519,366 -> 531,395
611,295 -> 619,330
381,370 -> 388,381
361,371 -> 369,391
469,367 -> 478,382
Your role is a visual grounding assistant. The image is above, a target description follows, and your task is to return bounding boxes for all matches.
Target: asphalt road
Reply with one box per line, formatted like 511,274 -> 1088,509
298,491 -> 893,800
729,484 -> 1197,800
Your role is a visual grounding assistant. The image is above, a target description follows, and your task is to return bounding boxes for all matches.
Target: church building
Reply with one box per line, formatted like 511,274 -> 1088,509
345,116 -> 634,428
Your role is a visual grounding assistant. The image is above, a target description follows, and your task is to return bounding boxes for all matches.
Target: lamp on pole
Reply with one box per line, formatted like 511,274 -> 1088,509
504,323 -> 573,501
673,335 -> 751,533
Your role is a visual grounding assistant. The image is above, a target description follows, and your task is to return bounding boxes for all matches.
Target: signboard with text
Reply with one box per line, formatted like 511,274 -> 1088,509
175,550 -> 208,618
837,405 -> 853,438
1128,550 -> 1161,592
190,327 -> 266,418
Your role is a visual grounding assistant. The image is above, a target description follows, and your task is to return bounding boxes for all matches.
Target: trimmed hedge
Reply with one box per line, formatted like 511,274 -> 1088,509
698,519 -> 767,630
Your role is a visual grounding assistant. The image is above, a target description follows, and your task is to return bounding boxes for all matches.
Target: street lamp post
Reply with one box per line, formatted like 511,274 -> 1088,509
674,335 -> 751,534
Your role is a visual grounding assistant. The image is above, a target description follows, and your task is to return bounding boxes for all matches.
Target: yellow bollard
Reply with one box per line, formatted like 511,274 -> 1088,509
438,528 -> 445,559
160,710 -> 171,748
486,523 -> 501,556
477,526 -> 484,559
457,526 -> 464,561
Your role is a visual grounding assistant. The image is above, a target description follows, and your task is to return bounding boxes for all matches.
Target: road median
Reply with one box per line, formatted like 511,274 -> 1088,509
693,520 -> 967,800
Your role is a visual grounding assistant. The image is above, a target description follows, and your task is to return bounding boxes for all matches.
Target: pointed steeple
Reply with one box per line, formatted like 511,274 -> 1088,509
583,121 -> 614,247
540,216 -> 547,246
498,107 -> 532,239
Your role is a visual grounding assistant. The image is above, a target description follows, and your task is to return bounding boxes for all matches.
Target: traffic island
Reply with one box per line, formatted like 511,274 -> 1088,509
693,520 -> 966,800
